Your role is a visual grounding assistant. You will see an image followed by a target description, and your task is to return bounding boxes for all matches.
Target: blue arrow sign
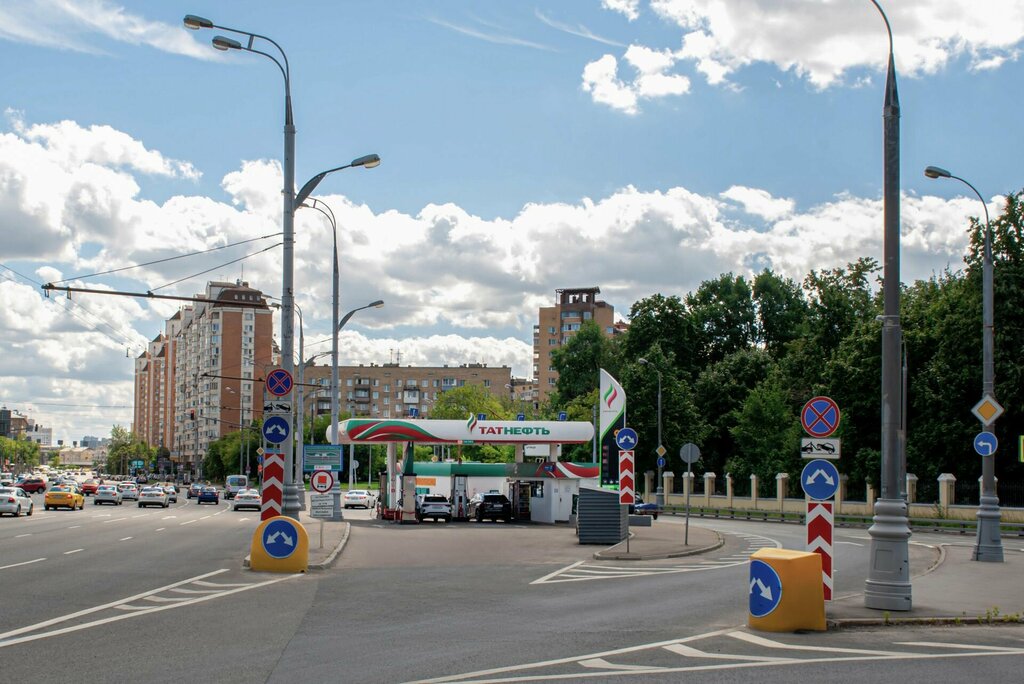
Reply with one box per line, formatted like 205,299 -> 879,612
517,413 -> 525,421
615,427 -> 638,450
749,559 -> 783,618
974,431 -> 998,456
262,518 -> 299,559
657,456 -> 666,468
801,459 -> 840,500
262,416 -> 291,445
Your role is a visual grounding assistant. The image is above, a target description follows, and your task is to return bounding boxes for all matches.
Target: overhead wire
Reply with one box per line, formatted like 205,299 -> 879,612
148,242 -> 282,293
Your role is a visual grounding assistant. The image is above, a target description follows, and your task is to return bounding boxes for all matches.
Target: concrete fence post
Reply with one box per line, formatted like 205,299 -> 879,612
643,470 -> 654,501
905,473 -> 918,504
682,471 -> 694,496
775,472 -> 788,512
704,472 -> 716,506
750,474 -> 759,510
938,473 -> 956,513
664,471 -> 675,501
866,480 -> 876,509
836,474 -> 849,514
725,473 -> 734,508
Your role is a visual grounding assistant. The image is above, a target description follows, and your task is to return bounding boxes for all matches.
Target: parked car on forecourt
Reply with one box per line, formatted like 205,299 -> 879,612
343,489 -> 377,509
94,484 -> 123,505
468,492 -> 512,523
197,486 -> 220,505
416,494 -> 453,523
117,482 -> 139,501
0,487 -> 34,516
231,489 -> 262,511
45,484 -> 85,511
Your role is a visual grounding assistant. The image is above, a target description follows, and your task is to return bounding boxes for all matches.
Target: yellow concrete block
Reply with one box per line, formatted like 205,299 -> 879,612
748,548 -> 825,632
249,516 -> 309,573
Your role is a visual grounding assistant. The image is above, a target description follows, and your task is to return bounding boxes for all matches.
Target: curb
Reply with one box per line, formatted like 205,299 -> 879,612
594,530 -> 725,561
242,521 -> 351,571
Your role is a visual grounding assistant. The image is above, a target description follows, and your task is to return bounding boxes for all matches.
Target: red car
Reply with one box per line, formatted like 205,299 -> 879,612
80,479 -> 102,496
17,477 -> 47,494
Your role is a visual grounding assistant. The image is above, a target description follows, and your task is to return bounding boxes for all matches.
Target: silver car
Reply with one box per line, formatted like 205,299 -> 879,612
0,486 -> 34,517
343,489 -> 377,509
117,482 -> 139,501
138,486 -> 169,508
231,488 -> 262,511
94,484 -> 123,505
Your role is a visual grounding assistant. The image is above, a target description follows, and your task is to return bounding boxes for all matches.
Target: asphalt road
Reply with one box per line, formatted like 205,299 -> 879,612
2,503 -> 1021,684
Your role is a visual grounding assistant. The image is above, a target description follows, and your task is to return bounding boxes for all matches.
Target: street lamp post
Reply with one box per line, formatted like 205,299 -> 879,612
638,358 -> 663,507
185,13 -> 301,519
924,165 -> 1003,562
863,0 -> 912,612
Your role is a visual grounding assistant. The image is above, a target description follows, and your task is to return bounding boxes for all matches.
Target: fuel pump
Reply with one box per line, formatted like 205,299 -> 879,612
451,474 -> 469,520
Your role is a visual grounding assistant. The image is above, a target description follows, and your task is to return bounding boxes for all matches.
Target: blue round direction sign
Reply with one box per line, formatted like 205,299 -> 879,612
262,518 -> 300,559
801,396 -> 840,438
973,431 -> 998,456
266,369 -> 293,397
615,427 -> 638,450
657,456 -> 666,468
801,459 -> 840,500
749,559 -> 783,618
262,415 -> 291,444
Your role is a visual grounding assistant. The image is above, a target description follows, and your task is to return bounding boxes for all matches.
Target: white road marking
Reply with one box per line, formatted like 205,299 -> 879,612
663,642 -> 794,662
119,537 -> 133,542
15,533 -> 31,538
155,528 -> 165,532
728,631 -> 907,656
200,515 -> 211,520
168,587 -> 222,595
162,516 -> 177,519
132,514 -> 146,519
898,642 -> 1024,652
103,517 -> 128,524
579,658 -> 666,671
835,541 -> 863,546
192,580 -> 253,588
142,595 -> 192,603
64,549 -> 84,555
531,561 -> 583,585
180,519 -> 197,525
0,558 -> 46,571
67,525 -> 80,529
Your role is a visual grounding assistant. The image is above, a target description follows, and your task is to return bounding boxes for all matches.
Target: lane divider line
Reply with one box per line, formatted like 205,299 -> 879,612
63,549 -> 84,555
0,558 -> 46,571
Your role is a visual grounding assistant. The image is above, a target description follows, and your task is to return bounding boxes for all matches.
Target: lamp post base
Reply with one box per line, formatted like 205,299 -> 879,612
864,497 -> 912,611
655,487 -> 664,507
282,482 -> 303,521
972,494 -> 1004,562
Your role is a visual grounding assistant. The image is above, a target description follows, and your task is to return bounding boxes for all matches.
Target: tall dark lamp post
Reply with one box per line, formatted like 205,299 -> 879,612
638,358 -> 663,507
924,165 -> 1003,562
863,0 -> 912,611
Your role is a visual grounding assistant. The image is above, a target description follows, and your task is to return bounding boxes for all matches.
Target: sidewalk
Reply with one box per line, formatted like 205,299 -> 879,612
593,520 -> 723,560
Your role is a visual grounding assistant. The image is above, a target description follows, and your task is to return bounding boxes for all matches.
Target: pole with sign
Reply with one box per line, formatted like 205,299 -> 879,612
679,443 -> 700,545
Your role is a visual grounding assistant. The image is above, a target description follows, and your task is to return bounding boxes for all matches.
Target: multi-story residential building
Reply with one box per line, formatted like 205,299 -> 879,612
532,287 -> 618,404
296,362 -> 512,422
133,280 -> 274,477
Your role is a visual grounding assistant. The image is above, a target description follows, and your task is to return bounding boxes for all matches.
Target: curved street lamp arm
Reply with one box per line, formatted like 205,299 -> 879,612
868,0 -> 894,55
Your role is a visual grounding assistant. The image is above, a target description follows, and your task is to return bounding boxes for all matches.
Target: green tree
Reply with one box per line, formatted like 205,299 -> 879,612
430,385 -> 513,462
727,375 -> 802,494
624,294 -> 702,379
752,269 -> 810,357
551,319 -> 620,405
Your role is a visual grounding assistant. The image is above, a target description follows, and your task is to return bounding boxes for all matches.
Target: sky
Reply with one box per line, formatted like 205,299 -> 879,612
0,0 -> 1022,444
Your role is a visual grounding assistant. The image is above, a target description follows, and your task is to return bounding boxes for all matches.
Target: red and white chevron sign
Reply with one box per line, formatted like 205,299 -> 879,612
806,500 -> 834,600
618,449 -> 635,505
261,452 -> 284,521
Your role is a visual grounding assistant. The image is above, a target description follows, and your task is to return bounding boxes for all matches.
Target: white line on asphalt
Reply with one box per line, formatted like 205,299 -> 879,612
728,631 -> 907,656
192,580 -> 253,588
155,528 -> 165,532
0,572 -> 301,649
200,515 -> 211,520
161,516 -> 176,519
142,595 -> 192,603
15,534 -> 31,538
64,549 -> 83,555
180,519 -> 197,525
531,561 -> 584,585
103,517 -> 128,524
835,541 -> 864,546
579,658 -> 667,671
897,642 -> 1024,652
119,537 -> 132,542
67,525 -> 80,529
132,514 -> 146,519
662,643 -> 794,662
0,558 -> 46,571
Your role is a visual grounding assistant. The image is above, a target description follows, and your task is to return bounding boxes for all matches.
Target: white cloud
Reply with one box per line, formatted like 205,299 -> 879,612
720,186 -> 795,221
582,46 -> 690,114
603,0 -> 641,22
582,54 -> 640,114
0,0 -> 216,59
587,0 -> 1024,109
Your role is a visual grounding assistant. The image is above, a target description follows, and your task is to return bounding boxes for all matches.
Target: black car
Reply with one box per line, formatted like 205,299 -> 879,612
468,493 -> 512,523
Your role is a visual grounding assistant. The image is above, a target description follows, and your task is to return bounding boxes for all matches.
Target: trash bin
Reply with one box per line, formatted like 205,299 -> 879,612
748,548 -> 826,632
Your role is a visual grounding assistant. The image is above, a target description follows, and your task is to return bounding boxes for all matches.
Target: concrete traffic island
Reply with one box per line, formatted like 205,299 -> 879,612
243,509 -> 350,571
594,522 -> 723,561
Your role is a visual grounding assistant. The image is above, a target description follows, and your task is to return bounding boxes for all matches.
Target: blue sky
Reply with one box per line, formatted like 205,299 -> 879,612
1,0 -> 1022,441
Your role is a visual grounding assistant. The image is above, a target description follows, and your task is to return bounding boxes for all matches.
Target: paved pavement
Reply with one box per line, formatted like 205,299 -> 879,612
274,510 -> 1024,629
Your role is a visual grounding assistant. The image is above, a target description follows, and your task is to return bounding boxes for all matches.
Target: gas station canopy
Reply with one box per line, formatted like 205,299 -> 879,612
328,418 -> 595,445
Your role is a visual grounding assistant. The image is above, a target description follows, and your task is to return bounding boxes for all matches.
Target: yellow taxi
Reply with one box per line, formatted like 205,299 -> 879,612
45,484 -> 85,511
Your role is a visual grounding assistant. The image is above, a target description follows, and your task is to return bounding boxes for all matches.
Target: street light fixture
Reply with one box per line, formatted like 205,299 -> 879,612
924,165 -> 1002,562
863,0 -> 912,612
638,358 -> 664,507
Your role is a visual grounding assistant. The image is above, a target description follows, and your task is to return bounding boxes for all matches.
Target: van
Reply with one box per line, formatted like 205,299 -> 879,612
224,475 -> 248,500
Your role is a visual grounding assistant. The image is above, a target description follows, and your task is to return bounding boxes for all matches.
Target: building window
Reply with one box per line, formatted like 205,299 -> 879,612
421,380 -> 428,387
346,379 -> 353,387
372,391 -> 379,399
397,379 -> 403,387
483,379 -> 491,387
383,384 -> 390,392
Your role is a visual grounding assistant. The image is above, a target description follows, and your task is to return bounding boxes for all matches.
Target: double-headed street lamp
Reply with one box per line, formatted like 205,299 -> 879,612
924,165 -> 1003,563
863,0 -> 912,612
336,300 -> 384,487
638,358 -> 664,507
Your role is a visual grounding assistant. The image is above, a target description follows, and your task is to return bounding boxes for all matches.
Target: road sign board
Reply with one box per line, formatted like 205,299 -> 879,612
801,459 -> 840,500
655,444 -> 666,458
800,438 -> 841,459
309,494 -> 333,518
262,415 -> 290,444
618,449 -> 635,505
972,395 -> 1004,426
310,470 -> 334,493
409,407 -> 419,418
557,411 -> 567,421
657,456 -> 666,468
265,369 -> 294,397
302,444 -> 343,472
261,517 -> 300,559
806,501 -> 834,600
263,401 -> 291,414
749,559 -> 783,618
615,427 -> 638,450
517,413 -> 525,421
679,443 -> 700,465
256,447 -> 265,456
974,431 -> 998,456
801,396 -> 840,438
261,453 -> 284,520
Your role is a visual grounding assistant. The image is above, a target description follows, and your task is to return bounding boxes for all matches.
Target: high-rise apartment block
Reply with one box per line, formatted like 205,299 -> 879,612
133,281 -> 274,476
532,287 -> 618,404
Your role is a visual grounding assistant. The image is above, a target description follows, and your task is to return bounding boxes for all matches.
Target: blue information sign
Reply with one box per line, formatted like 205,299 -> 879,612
557,411 -> 567,421
974,431 -> 998,456
262,415 -> 290,444
615,427 -> 638,450
749,559 -> 783,617
262,518 -> 300,559
801,459 -> 840,500
517,413 -> 525,421
657,456 -> 666,468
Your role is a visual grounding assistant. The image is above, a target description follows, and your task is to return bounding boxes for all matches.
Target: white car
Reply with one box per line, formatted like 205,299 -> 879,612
231,488 -> 262,511
117,482 -> 139,501
94,484 -> 123,505
0,486 -> 34,517
343,489 -> 377,509
162,484 -> 178,503
138,487 -> 169,508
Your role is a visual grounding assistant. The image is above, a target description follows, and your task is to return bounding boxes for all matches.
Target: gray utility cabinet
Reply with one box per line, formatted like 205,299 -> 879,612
577,485 -> 627,544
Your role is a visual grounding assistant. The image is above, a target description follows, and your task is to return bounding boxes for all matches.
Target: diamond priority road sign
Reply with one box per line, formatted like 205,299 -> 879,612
972,395 -> 1004,426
